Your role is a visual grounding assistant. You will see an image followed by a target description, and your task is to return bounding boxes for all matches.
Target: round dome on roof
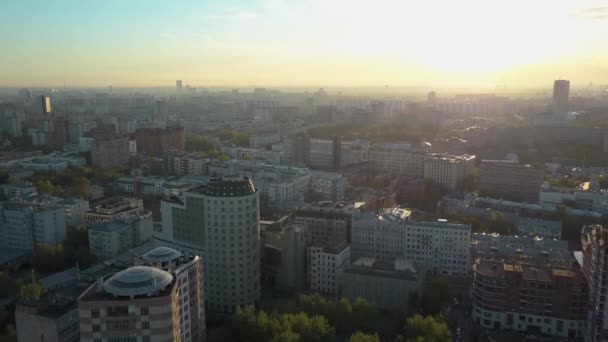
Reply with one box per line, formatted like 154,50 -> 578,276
142,247 -> 182,263
103,266 -> 173,297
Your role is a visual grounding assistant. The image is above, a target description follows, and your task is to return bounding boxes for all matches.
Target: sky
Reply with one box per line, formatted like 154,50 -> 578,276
1,0 -> 608,88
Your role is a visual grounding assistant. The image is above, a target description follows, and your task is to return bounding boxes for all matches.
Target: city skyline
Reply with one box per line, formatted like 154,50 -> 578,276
2,0 -> 608,88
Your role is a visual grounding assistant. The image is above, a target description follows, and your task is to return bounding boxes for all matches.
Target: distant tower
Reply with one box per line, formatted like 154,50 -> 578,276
427,91 -> 436,102
176,80 -> 183,91
332,136 -> 342,169
40,96 -> 52,116
552,80 -> 570,116
154,100 -> 169,122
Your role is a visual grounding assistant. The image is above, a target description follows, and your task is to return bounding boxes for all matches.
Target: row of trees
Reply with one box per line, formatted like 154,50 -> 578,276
232,305 -> 450,342
214,128 -> 250,147
298,294 -> 381,335
407,277 -> 451,316
232,305 -> 335,342
30,165 -> 125,199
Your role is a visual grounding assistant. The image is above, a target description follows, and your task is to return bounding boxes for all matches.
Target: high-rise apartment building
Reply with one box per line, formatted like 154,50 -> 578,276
176,80 -> 183,91
40,95 -> 52,115
553,79 -> 570,116
78,250 -> 204,342
159,176 -> 260,313
581,225 -> 608,341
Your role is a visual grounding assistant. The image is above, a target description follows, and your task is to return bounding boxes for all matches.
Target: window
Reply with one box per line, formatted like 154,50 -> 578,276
91,309 -> 100,318
142,322 -> 150,329
140,306 -> 149,315
92,324 -> 101,332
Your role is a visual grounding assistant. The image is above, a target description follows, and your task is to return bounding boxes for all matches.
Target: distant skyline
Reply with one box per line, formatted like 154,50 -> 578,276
2,0 -> 608,88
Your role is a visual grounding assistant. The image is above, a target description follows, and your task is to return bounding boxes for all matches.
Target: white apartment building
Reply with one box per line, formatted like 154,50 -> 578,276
307,242 -> 350,294
0,202 -> 67,251
87,210 -> 153,260
424,153 -> 476,191
368,148 -> 425,177
352,208 -> 471,277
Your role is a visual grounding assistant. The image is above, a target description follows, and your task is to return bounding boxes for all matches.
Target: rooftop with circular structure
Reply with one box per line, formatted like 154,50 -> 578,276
205,176 -> 256,197
142,247 -> 183,263
103,266 -> 173,298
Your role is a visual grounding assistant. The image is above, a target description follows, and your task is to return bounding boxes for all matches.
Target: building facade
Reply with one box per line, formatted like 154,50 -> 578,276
581,225 -> 608,342
159,176 -> 260,313
88,211 -> 153,260
78,256 -> 204,342
0,202 -> 66,251
479,160 -> 544,202
472,257 -> 587,339
307,242 -> 350,294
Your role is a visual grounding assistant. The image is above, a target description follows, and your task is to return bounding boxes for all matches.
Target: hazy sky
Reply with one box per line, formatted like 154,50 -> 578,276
1,0 -> 608,88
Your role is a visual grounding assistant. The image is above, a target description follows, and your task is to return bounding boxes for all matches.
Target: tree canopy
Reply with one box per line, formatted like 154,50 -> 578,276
298,294 -> 380,335
232,305 -> 335,342
349,331 -> 380,342
405,315 -> 451,342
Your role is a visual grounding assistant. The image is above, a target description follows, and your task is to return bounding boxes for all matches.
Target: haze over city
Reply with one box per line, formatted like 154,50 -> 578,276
2,0 -> 608,88
2,1 -> 608,342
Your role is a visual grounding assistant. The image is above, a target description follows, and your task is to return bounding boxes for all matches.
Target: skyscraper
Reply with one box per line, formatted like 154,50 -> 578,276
40,95 -> 52,115
176,80 -> 183,91
553,79 -> 570,116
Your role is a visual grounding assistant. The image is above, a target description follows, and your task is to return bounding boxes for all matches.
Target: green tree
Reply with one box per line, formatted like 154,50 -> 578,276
405,315 -> 451,342
599,175 -> 608,190
19,282 -> 42,301
421,277 -> 450,315
0,273 -> 20,298
73,176 -> 90,199
349,331 -> 380,342
36,179 -> 55,194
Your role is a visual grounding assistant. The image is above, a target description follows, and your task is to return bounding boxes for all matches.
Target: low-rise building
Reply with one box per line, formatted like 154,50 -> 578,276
15,288 -> 81,342
340,258 -> 424,310
294,201 -> 367,246
82,197 -> 144,223
163,151 -> 209,176
540,184 -> 608,214
470,233 -> 569,261
307,242 -> 350,294
0,202 -> 66,251
87,210 -> 153,260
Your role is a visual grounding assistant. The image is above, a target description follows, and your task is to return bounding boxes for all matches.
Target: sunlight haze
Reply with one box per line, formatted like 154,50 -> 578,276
1,0 -> 608,88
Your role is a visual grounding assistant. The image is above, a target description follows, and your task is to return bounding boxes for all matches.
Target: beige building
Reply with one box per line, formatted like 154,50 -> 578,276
78,250 -> 204,342
83,197 -> 144,223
